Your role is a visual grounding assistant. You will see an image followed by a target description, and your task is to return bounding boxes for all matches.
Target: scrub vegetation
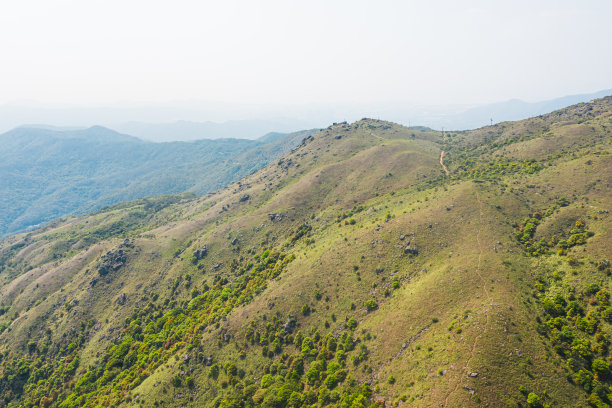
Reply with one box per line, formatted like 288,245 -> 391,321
0,97 -> 611,407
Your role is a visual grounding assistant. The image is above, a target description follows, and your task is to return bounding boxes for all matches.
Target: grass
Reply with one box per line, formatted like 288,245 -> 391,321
0,98 -> 610,407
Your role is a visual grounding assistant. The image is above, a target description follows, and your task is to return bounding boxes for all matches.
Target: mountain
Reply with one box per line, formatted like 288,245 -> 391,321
257,132 -> 289,143
2,89 -> 610,138
430,88 -> 612,130
109,119 -> 312,142
0,126 -> 318,236
0,99 -> 610,408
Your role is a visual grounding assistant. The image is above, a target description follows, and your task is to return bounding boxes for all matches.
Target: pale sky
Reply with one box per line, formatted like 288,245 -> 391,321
0,0 -> 610,106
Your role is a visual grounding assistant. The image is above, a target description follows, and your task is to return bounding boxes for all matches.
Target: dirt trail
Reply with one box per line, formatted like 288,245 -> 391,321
443,191 -> 492,406
440,151 -> 450,176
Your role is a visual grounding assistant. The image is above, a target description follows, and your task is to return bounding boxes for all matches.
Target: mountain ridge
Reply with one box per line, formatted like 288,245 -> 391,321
0,98 -> 610,407
0,127 -> 318,236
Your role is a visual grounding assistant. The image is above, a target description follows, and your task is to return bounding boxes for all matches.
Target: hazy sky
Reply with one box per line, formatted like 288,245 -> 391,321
1,0 -> 610,106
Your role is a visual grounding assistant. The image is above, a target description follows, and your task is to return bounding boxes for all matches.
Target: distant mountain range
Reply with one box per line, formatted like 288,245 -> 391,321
1,89 -> 610,139
429,88 -> 612,129
109,119 -> 313,142
0,126 -> 317,235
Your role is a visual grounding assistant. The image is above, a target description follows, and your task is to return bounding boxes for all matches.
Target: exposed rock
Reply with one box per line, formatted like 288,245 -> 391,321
282,316 -> 297,333
97,248 -> 127,276
116,293 -> 127,306
193,246 -> 208,260
404,245 -> 419,255
268,213 -> 284,222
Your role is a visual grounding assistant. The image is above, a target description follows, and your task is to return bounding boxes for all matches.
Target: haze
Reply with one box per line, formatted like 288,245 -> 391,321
1,0 -> 610,108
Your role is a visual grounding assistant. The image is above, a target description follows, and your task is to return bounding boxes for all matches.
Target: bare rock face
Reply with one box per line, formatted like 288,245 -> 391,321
193,245 -> 208,260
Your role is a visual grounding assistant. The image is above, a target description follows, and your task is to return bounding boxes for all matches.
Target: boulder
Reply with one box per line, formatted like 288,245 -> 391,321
404,245 -> 419,255
193,246 -> 208,260
116,293 -> 127,306
268,213 -> 284,222
282,316 -> 297,333
97,249 -> 126,276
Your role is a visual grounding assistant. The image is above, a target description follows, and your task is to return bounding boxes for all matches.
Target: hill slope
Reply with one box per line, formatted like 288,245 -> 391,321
0,127 -> 317,236
0,99 -> 610,408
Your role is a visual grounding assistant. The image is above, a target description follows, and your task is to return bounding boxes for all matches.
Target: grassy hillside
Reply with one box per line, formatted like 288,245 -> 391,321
0,127 -> 317,236
0,98 -> 610,408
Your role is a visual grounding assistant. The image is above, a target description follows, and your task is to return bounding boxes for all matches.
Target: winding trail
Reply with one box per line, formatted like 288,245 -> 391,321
443,191 -> 492,406
440,151 -> 450,176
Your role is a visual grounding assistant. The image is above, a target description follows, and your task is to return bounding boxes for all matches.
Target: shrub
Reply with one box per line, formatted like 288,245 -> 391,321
602,307 -> 612,323
592,359 -> 609,377
346,318 -> 358,330
387,375 -> 396,384
261,374 -> 274,388
209,364 -> 219,379
596,289 -> 610,305
556,197 -> 569,207
585,283 -> 600,295
526,392 -> 541,407
364,299 -> 378,312
301,337 -> 314,354
301,304 -> 311,316
172,374 -> 182,387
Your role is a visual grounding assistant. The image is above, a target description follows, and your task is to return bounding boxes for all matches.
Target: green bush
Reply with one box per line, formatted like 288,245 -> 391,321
261,374 -> 274,388
172,374 -> 182,387
602,307 -> 612,323
364,299 -> 378,312
592,359 -> 609,377
526,392 -> 541,407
